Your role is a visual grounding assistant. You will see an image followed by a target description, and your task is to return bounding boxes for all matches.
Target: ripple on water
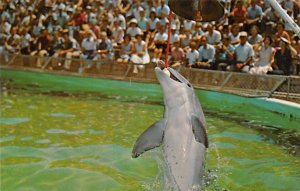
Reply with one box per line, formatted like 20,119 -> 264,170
35,139 -> 51,144
0,118 -> 30,124
49,113 -> 75,117
21,136 -> 33,141
0,136 -> 16,142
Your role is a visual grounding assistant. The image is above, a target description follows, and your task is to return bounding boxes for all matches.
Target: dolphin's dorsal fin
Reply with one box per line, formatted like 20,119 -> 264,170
191,115 -> 209,148
132,119 -> 165,158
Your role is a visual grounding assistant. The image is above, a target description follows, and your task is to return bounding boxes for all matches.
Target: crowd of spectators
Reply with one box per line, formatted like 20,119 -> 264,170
0,0 -> 299,75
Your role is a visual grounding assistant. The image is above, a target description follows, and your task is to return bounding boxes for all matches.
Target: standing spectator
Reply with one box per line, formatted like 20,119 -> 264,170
131,32 -> 150,74
233,31 -> 254,72
272,37 -> 294,75
117,34 -> 134,65
205,23 -> 222,45
249,36 -> 275,75
186,41 -> 199,68
196,35 -> 216,69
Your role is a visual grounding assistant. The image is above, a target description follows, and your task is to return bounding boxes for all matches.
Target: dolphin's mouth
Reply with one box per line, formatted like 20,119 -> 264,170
156,61 -> 184,84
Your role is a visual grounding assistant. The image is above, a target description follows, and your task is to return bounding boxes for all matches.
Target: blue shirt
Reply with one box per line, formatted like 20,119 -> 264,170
198,44 -> 215,62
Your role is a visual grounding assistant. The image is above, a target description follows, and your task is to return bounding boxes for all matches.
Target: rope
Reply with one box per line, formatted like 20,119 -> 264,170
164,11 -> 173,68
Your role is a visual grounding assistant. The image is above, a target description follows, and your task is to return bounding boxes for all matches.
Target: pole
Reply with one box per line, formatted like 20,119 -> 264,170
165,11 -> 173,68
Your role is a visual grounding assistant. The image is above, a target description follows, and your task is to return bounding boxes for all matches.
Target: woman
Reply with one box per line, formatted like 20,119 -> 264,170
249,36 -> 274,75
117,34 -> 134,65
248,25 -> 262,45
130,32 -> 150,74
272,37 -> 294,75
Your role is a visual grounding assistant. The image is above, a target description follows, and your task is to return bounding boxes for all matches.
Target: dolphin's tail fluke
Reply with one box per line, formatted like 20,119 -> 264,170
132,119 -> 165,158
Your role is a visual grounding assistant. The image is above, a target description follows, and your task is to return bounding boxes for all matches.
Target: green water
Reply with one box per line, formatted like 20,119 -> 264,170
1,69 -> 300,191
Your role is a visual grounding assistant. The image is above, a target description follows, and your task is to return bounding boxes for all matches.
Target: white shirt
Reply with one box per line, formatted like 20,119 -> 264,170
205,30 -> 222,45
186,49 -> 199,65
126,27 -> 142,37
154,32 -> 168,41
81,37 -> 97,51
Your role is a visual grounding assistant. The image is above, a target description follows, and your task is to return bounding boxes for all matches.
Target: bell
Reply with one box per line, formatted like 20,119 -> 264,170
168,0 -> 224,22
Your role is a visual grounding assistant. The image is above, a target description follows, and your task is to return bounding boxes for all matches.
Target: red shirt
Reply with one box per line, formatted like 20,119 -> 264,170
232,6 -> 247,23
74,13 -> 86,26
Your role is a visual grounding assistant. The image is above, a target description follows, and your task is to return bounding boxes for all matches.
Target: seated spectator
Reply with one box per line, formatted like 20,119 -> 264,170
138,8 -> 149,38
93,31 -> 114,65
80,30 -> 97,60
19,28 -> 32,55
126,18 -> 142,38
246,0 -> 263,29
183,19 -> 196,32
231,0 -> 247,24
271,37 -> 295,75
30,28 -> 52,67
130,32 -> 150,74
248,25 -> 263,45
249,36 -> 275,75
205,23 -> 222,45
110,20 -> 125,48
152,25 -> 168,63
170,39 -> 185,68
117,34 -> 134,65
215,36 -> 235,71
233,31 -> 254,72
53,30 -> 81,70
195,35 -> 216,69
192,22 -> 204,39
170,25 -> 180,45
186,41 -> 199,68
274,22 -> 291,47
230,23 -> 241,45
180,30 -> 193,51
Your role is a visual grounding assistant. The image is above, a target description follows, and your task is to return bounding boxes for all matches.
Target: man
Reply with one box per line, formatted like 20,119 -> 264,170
53,30 -> 80,70
205,23 -> 222,45
93,31 -> 113,69
233,31 -> 254,72
186,41 -> 199,68
195,35 -> 216,69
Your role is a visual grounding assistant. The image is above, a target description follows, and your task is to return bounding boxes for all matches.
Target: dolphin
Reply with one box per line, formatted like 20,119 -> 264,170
168,0 -> 224,22
132,66 -> 208,190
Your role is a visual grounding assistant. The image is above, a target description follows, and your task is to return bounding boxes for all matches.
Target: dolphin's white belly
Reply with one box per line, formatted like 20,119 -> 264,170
163,107 -> 206,190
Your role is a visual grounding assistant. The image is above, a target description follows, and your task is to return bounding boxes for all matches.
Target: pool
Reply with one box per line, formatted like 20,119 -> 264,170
1,69 -> 299,191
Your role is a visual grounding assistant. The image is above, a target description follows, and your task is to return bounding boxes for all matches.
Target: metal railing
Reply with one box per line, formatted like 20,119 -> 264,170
1,53 -> 300,102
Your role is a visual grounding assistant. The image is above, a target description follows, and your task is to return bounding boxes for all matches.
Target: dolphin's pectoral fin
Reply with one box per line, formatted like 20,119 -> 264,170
132,119 -> 165,158
191,115 -> 209,148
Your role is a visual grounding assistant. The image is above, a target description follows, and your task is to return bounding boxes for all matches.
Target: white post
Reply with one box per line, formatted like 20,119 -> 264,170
265,0 -> 300,37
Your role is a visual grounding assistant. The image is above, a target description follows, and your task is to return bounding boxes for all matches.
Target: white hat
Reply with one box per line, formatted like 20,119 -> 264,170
239,31 -> 248,37
58,4 -> 66,10
129,18 -> 138,24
